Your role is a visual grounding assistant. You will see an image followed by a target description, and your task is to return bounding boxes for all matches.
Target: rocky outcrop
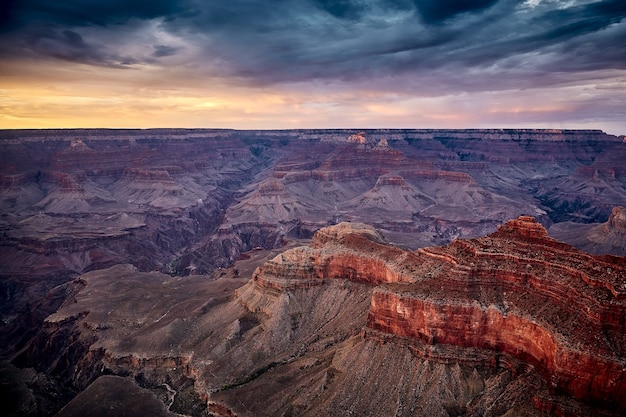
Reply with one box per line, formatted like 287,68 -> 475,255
251,223 -> 419,291
235,219 -> 626,415
10,220 -> 626,417
0,131 -> 268,380
366,217 -> 626,412
121,168 -> 176,183
606,206 -> 626,233
531,148 -> 626,223
243,219 -> 626,413
54,375 -> 179,417
3,128 -> 623,279
236,220 -> 626,414
216,130 -> 554,258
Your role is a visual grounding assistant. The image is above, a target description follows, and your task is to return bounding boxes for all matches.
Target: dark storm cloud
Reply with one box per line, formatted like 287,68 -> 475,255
19,26 -> 117,66
152,44 -> 182,58
314,0 -> 367,19
0,0 -> 192,67
411,0 -> 499,24
1,0 -> 625,91
531,0 -> 626,40
157,0 -> 626,89
0,0 -> 190,28
405,0 -> 626,76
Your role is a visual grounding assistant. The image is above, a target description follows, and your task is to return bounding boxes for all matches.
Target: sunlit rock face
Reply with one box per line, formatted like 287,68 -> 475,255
247,219 -> 626,411
240,220 -> 626,416
251,222 -> 418,290
367,216 -> 626,412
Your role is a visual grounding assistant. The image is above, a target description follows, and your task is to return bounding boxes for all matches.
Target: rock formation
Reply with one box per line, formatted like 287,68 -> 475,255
54,376 -> 179,417
368,217 -> 626,411
607,206 -> 626,231
242,219 -> 626,413
550,206 -> 626,256
2,128 -> 624,280
2,128 -> 626,416
12,220 -> 624,416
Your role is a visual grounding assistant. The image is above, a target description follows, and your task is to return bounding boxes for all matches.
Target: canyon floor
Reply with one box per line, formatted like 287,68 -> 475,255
1,129 -> 625,416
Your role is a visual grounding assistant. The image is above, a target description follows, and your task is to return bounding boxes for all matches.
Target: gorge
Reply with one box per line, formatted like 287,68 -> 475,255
1,129 -> 625,416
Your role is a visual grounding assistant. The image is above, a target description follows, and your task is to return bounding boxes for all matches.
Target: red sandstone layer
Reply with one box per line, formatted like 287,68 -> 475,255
365,216 -> 626,410
251,222 -> 420,291
252,219 -> 626,412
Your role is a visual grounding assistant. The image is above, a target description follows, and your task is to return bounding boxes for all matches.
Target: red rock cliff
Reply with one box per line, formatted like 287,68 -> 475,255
251,222 -> 421,292
366,216 -> 626,411
251,220 -> 626,413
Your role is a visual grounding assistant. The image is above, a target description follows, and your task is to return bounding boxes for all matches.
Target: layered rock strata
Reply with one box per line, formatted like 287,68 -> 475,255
3,128 -> 626,416
366,217 -> 626,411
248,219 -> 626,413
11,220 -> 626,417
251,222 -> 419,290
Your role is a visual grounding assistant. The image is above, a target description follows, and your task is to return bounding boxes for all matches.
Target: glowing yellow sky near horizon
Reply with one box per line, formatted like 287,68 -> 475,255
2,59 -> 625,135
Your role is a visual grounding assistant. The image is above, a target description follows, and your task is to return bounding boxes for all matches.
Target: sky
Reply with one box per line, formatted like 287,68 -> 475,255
0,0 -> 625,134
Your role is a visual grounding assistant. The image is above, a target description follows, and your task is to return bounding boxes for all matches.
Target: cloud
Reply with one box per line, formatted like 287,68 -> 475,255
0,0 -> 625,133
3,0 -> 625,88
21,26 -> 108,64
412,0 -> 499,24
2,0 -> 190,28
313,0 -> 369,19
152,44 -> 181,58
144,0 -> 625,92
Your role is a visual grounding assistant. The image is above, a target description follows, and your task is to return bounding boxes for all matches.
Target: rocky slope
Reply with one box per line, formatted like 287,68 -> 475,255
0,130 -> 269,358
2,128 -> 626,416
10,220 -> 626,417
368,217 -> 626,412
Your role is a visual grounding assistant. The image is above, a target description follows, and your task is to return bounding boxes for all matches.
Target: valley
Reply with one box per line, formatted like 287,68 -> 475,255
1,128 -> 625,416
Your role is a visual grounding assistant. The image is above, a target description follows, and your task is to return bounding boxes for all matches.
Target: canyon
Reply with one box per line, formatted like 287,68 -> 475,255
1,129 -> 625,416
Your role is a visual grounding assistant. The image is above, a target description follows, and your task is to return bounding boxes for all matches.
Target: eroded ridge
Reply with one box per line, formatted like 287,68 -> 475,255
250,222 -> 421,292
252,219 -> 626,412
366,216 -> 626,410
